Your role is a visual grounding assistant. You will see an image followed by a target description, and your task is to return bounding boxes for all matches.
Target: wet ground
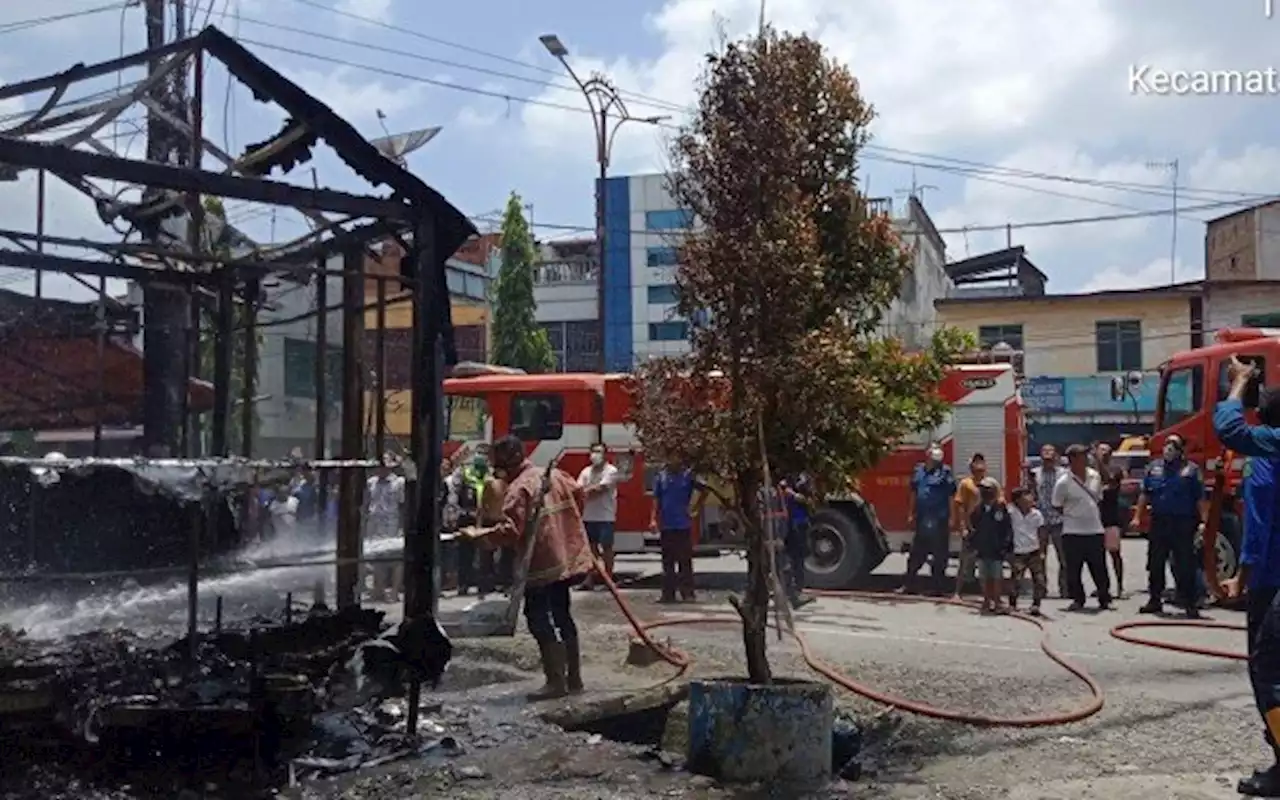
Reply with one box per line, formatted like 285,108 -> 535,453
0,539 -> 1266,798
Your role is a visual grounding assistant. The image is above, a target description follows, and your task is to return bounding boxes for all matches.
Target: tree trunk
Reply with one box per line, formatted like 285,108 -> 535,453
742,529 -> 772,684
738,475 -> 772,684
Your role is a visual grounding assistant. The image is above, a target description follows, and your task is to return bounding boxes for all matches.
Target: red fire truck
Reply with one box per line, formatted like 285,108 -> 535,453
442,359 -> 1024,590
1139,327 -> 1280,582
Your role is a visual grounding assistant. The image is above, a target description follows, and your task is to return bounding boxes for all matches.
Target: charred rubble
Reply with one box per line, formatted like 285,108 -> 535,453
0,604 -> 455,798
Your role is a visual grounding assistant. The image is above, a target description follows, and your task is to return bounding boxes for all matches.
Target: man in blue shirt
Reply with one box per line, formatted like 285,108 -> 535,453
782,473 -> 817,608
1133,433 -> 1205,618
900,444 -> 956,594
1216,356 -> 1280,797
651,458 -> 706,603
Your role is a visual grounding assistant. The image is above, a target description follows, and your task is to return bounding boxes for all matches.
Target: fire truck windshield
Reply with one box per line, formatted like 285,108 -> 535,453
1155,363 -> 1204,430
446,394 -> 489,441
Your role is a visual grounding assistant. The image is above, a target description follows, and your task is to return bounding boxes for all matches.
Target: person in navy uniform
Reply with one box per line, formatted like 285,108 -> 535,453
1215,356 -> 1280,797
899,443 -> 957,594
1132,432 -> 1205,618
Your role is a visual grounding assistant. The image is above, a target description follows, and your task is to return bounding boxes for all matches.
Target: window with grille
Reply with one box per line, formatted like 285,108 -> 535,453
649,321 -> 689,341
645,209 -> 693,230
647,284 -> 678,304
977,324 -> 1023,350
646,247 -> 679,267
1096,320 -> 1142,372
283,337 -> 343,399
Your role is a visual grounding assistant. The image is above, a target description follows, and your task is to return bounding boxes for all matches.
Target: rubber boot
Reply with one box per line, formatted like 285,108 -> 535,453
1239,766 -> 1280,797
564,637 -> 584,694
526,640 -> 568,701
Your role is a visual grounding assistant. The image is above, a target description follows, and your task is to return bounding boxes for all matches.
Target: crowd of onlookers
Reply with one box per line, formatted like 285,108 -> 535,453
903,438 -> 1208,618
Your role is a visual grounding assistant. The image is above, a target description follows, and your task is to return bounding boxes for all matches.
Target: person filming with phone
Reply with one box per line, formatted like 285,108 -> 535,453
1214,356 -> 1280,797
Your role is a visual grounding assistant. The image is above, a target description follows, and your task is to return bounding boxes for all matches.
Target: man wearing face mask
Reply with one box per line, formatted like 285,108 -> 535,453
900,443 -> 956,593
577,442 -> 620,590
1132,433 -> 1205,618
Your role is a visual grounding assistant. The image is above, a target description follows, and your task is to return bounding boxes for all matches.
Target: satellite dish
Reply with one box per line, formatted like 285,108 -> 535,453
370,127 -> 441,166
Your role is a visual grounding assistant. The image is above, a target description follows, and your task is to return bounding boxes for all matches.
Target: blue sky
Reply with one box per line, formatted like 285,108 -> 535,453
3,0 -> 1280,305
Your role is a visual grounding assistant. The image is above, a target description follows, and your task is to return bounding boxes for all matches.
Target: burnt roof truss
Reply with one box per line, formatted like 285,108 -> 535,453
0,25 -> 475,287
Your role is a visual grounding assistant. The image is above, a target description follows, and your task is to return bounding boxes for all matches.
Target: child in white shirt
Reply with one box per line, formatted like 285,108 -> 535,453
1008,487 -> 1047,616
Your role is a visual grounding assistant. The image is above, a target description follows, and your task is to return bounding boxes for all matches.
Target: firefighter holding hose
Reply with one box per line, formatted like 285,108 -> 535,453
1215,356 -> 1280,797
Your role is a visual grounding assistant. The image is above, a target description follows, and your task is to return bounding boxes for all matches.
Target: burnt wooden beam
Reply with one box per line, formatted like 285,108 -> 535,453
0,37 -> 199,102
0,249 -> 205,285
0,137 -> 414,220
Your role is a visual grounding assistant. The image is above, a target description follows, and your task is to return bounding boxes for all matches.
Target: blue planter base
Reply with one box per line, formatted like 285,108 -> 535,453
687,677 -> 834,785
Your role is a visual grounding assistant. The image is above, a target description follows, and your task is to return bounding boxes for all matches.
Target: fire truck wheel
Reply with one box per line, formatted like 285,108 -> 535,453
804,508 -> 870,591
1195,522 -> 1241,586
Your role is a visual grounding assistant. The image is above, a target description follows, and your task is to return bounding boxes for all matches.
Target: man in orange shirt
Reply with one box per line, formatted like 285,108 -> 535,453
463,435 -> 594,699
953,453 -> 999,599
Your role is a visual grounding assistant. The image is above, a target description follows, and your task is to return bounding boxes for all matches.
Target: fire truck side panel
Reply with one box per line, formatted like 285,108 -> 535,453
864,363 -> 1022,555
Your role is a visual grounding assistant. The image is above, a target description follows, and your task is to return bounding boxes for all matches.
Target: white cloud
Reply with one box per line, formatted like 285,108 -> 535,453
1081,257 -> 1201,294
286,66 -> 421,128
514,0 -> 1280,295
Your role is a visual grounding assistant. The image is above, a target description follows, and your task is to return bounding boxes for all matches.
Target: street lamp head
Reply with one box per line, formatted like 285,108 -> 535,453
639,114 -> 672,125
539,34 -> 569,58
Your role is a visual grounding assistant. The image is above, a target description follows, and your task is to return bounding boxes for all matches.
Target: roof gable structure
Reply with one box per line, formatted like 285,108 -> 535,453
0,25 -> 476,432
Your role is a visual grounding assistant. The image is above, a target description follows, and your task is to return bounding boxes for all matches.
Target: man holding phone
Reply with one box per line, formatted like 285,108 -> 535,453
1215,356 -> 1280,797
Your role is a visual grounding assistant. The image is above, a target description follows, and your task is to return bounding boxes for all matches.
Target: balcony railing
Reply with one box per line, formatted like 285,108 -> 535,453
533,260 -> 599,286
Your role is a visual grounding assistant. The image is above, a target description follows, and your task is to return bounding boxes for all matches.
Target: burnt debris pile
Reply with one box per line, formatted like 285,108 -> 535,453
0,460 -> 246,577
0,604 -> 459,799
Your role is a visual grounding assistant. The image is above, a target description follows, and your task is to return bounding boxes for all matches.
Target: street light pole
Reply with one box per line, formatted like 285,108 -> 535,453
540,34 -> 668,372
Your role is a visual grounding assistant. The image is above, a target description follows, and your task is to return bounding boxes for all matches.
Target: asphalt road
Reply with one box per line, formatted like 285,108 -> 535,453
564,540 -> 1261,798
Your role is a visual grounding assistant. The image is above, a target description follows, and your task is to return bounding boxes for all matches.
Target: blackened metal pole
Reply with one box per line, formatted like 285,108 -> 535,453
34,169 -> 44,298
313,263 -> 329,510
93,275 -> 106,455
374,275 -> 387,459
405,218 -> 443,736
336,247 -> 365,608
240,278 -> 258,457
183,45 -> 205,456
211,272 -> 232,455
141,0 -> 188,456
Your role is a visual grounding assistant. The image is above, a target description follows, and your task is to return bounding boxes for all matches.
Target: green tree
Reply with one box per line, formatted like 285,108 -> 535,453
628,28 -> 971,684
490,193 -> 555,372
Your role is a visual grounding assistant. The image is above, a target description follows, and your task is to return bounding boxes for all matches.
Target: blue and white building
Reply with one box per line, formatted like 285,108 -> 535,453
532,173 -> 951,372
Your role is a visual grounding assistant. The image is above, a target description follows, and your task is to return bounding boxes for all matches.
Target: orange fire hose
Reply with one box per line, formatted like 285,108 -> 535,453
592,565 -> 1105,727
1108,449 -> 1248,660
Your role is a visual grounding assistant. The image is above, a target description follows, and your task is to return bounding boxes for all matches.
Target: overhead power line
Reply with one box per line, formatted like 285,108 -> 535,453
0,2 -> 132,35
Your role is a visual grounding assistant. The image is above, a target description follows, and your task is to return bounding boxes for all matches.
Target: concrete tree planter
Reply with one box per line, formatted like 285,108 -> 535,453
687,677 -> 834,785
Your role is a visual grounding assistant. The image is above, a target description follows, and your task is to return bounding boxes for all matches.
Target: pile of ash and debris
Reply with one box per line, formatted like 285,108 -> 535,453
0,606 -> 457,799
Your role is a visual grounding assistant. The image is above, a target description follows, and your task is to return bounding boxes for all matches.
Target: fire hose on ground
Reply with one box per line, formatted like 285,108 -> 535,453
590,563 -> 1107,728
1108,448 -> 1248,661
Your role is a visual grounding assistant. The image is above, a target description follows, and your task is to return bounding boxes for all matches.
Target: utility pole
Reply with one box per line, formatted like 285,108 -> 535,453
1148,158 -> 1179,284
141,0 -> 192,456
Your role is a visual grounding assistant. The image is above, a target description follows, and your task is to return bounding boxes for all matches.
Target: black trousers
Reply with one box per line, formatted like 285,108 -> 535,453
1148,515 -> 1198,607
659,528 -> 695,600
786,521 -> 809,595
1062,533 -> 1110,605
905,517 -> 950,580
524,576 -> 580,643
1250,587 -> 1280,764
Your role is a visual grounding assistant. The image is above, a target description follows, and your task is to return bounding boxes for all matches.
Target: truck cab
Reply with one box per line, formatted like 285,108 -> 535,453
1150,327 -> 1280,580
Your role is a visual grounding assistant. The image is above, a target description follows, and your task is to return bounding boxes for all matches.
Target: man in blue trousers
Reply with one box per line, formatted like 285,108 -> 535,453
1215,356 -> 1280,797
